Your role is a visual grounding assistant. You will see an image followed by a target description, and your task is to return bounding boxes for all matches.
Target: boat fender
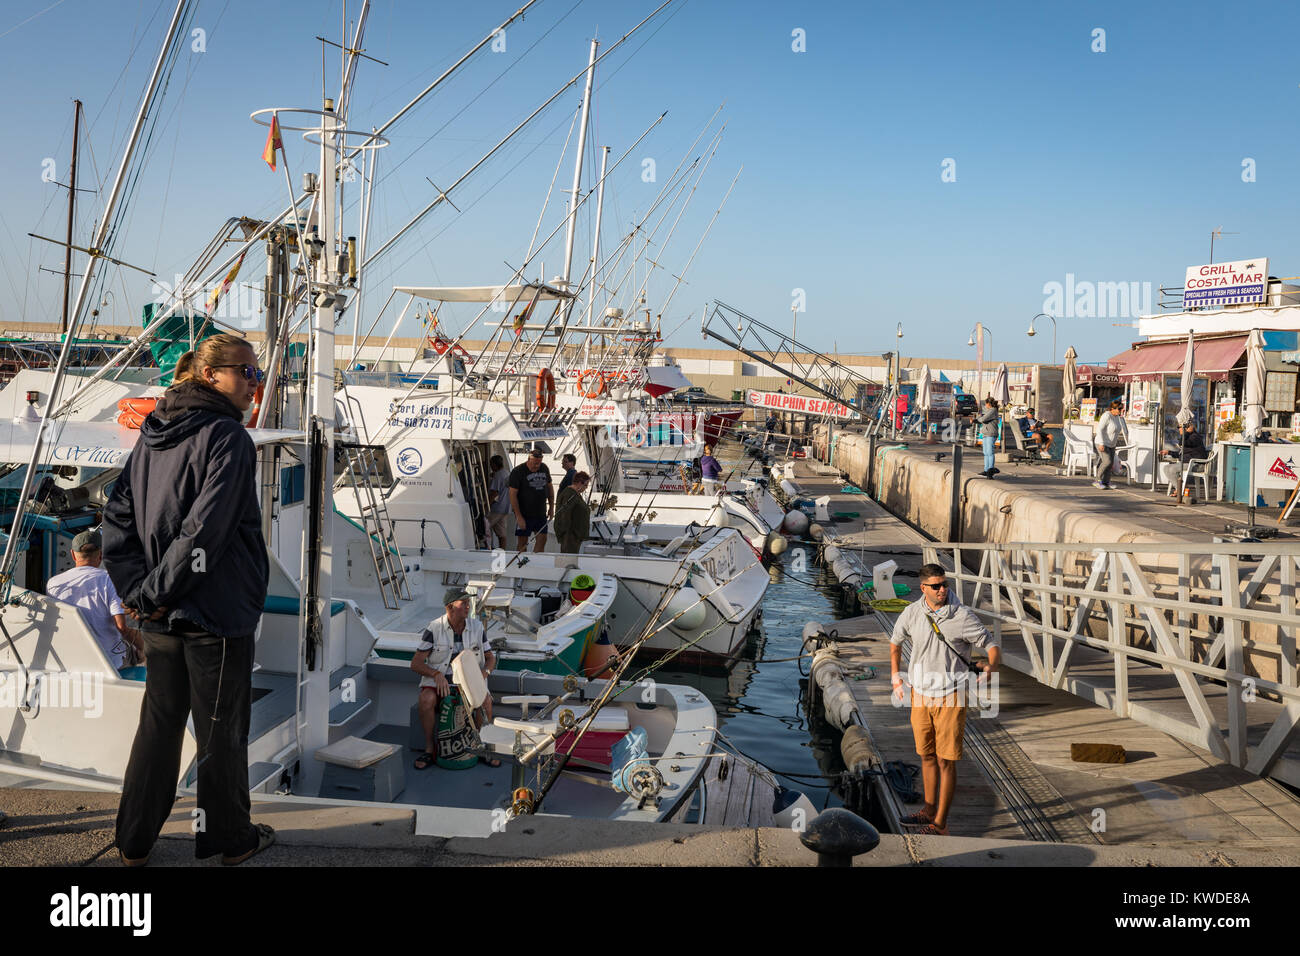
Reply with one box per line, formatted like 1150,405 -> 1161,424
766,533 -> 788,556
665,587 -> 707,630
840,724 -> 878,772
773,786 -> 819,829
782,509 -> 810,536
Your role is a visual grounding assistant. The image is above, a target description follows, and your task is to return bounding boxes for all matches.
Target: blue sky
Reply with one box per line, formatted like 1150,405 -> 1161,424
1,0 -> 1297,367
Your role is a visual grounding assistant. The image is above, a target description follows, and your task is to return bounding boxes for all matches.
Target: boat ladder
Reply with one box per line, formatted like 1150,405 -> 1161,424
339,442 -> 411,610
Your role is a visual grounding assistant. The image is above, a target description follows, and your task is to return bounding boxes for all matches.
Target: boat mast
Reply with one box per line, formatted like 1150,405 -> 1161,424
60,99 -> 82,337
582,145 -> 610,369
557,38 -> 597,342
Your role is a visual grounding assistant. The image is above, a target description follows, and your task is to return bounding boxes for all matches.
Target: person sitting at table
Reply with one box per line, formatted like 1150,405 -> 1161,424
1165,421 -> 1206,463
1022,407 -> 1053,458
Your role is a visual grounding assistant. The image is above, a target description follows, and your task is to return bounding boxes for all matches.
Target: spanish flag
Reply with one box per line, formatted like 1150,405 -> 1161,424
263,114 -> 283,171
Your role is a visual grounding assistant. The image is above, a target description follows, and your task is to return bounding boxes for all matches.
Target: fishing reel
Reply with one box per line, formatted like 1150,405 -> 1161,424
627,765 -> 664,807
557,708 -> 577,732
511,787 -> 536,816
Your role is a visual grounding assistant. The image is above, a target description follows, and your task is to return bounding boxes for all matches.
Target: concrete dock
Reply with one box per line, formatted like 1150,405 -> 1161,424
5,783 -> 1300,866
781,457 -> 1300,860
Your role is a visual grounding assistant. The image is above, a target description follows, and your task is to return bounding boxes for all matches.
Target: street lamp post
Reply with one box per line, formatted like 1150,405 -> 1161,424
1027,312 -> 1057,365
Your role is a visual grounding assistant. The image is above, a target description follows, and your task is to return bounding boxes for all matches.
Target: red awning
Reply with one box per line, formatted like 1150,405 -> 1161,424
1110,336 -> 1247,382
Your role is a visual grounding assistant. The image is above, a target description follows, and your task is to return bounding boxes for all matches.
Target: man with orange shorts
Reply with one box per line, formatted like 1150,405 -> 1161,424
889,563 -> 1000,835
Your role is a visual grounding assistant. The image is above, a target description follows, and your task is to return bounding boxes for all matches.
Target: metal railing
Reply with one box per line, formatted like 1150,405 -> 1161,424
914,540 -> 1300,781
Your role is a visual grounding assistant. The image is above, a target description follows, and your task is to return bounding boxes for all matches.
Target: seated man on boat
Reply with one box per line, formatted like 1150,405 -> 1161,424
411,588 -> 498,770
46,530 -> 145,673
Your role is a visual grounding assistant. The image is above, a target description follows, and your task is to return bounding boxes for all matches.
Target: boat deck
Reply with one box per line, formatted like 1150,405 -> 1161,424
361,723 -> 629,818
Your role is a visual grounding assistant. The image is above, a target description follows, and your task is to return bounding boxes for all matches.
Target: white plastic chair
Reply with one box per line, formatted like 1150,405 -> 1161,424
1171,446 -> 1221,501
1060,431 -> 1097,477
1111,439 -> 1139,486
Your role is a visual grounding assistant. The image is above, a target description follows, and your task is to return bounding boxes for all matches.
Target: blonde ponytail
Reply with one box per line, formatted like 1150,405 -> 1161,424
170,333 -> 254,387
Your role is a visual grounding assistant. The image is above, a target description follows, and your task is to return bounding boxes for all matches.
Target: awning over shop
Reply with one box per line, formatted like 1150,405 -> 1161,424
1109,335 -> 1248,382
1074,364 -> 1122,386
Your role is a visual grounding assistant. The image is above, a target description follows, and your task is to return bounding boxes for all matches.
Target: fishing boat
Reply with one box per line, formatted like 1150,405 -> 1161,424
0,0 -> 742,834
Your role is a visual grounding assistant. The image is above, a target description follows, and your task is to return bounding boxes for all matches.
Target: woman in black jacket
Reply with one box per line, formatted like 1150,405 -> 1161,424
104,333 -> 273,866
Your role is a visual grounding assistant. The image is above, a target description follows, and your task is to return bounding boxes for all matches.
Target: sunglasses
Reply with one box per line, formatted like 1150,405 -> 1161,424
921,581 -> 949,590
214,364 -> 265,384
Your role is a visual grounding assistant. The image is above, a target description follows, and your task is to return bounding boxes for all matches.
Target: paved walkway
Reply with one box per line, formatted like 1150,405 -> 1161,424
893,436 -> 1298,542
4,784 -> 1298,866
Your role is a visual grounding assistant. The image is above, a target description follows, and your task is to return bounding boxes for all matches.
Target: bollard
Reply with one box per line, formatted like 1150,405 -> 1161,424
799,807 -> 880,867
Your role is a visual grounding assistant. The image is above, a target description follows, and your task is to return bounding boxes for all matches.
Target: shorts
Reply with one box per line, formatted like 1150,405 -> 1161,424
516,514 -> 549,537
910,691 -> 966,761
486,512 -> 510,542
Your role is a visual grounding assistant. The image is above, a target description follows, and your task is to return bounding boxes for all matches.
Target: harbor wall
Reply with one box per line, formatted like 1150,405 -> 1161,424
824,432 -> 1290,686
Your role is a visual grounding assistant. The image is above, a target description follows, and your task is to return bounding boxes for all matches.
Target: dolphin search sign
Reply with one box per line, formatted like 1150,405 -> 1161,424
745,388 -> 857,420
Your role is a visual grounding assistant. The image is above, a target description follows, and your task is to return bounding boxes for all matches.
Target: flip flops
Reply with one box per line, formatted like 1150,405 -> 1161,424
222,823 -> 276,866
899,811 -> 934,826
414,752 -> 436,770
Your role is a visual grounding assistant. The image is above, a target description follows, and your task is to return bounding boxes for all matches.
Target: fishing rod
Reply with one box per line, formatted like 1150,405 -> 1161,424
526,552 -> 765,812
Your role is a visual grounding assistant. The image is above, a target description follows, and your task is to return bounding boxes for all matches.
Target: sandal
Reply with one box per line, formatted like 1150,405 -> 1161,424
912,823 -> 949,836
222,823 -> 276,866
899,811 -> 934,826
479,754 -> 502,768
414,752 -> 436,770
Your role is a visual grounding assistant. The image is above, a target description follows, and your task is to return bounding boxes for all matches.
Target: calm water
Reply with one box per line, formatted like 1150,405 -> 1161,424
656,543 -> 853,810
633,434 -> 854,809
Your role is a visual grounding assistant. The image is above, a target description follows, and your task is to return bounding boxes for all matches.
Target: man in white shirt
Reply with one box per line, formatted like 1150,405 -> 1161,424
890,564 -> 1000,835
46,530 -> 143,671
1094,399 -> 1126,490
410,588 -> 497,769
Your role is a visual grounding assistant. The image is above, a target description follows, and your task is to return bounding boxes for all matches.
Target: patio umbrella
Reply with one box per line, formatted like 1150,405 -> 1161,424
991,362 -> 1010,405
1175,330 -> 1196,426
1243,328 -> 1267,441
1062,346 -> 1077,416
917,364 -> 934,441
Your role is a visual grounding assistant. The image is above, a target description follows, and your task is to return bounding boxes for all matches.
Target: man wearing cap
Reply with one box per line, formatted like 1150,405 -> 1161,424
47,531 -> 144,672
410,588 -> 497,770
508,447 -> 554,553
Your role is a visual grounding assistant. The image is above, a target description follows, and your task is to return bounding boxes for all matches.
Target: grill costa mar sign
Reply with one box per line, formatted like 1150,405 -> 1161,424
1183,258 -> 1268,310
745,389 -> 856,420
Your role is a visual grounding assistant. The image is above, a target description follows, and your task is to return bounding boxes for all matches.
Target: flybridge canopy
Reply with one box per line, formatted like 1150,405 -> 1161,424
394,283 -> 574,302
0,420 -> 306,469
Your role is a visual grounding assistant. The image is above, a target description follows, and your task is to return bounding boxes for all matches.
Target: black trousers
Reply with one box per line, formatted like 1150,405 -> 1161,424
116,628 -> 257,859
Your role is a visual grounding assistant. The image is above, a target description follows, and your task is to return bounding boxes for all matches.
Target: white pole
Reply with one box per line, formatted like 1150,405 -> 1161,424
559,38 -> 598,337
583,145 -> 610,368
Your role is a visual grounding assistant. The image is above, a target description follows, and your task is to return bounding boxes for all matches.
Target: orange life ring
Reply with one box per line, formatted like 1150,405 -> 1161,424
576,369 -> 606,399
535,368 -> 557,410
246,383 -> 265,428
116,397 -> 157,430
